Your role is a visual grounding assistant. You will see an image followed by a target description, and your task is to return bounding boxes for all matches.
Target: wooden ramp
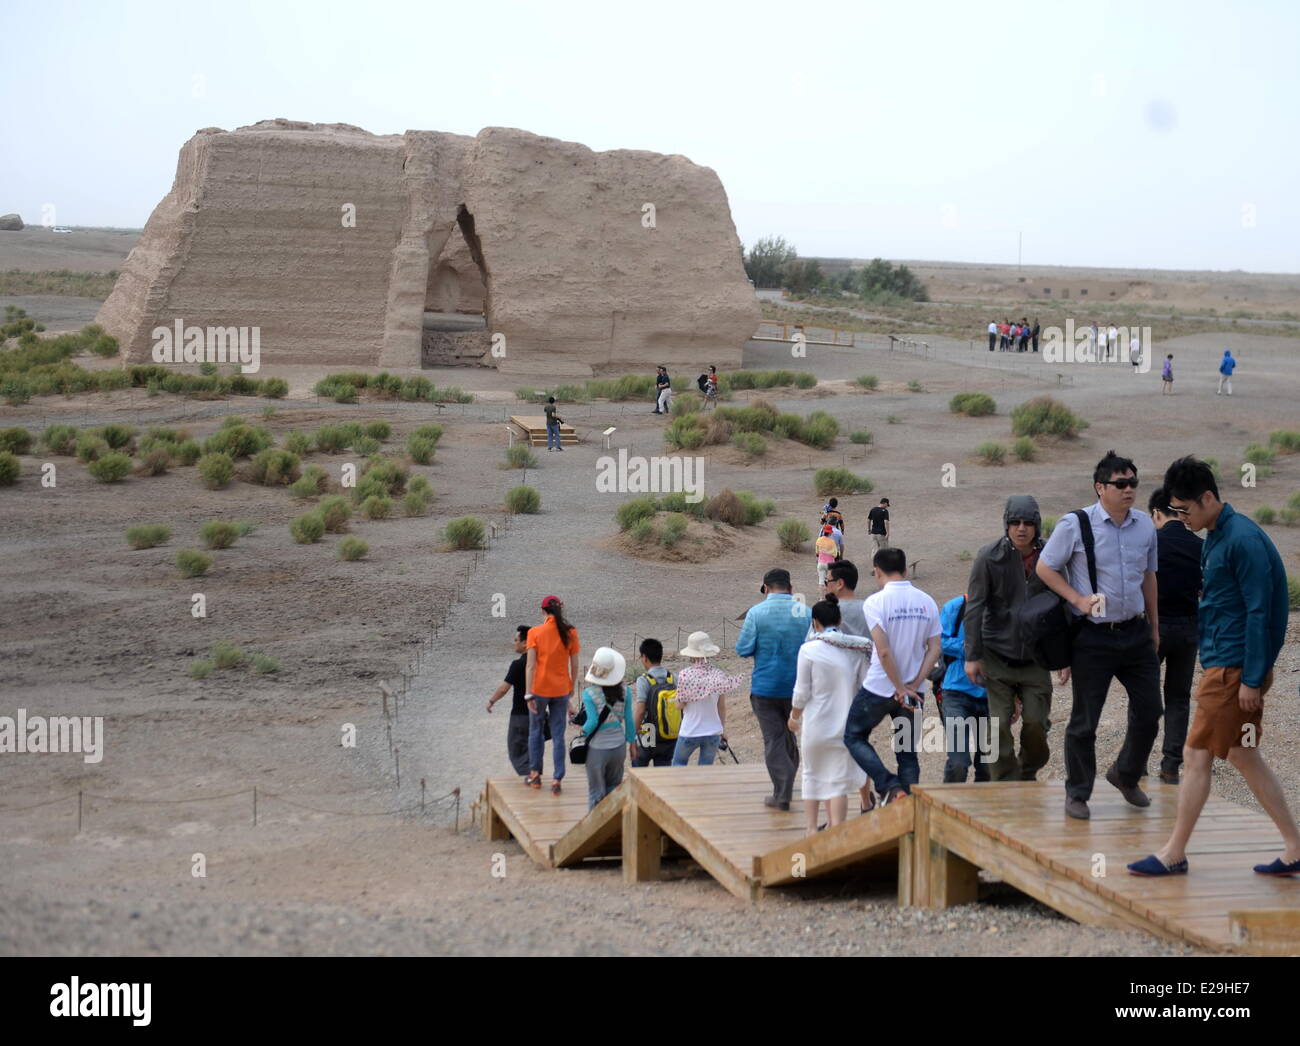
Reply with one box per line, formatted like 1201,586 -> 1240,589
910,781 -> 1300,955
623,765 -> 912,900
508,415 -> 577,447
482,777 -> 596,866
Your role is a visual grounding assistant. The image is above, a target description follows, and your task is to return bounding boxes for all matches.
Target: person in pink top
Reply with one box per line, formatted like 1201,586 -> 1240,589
672,631 -> 745,766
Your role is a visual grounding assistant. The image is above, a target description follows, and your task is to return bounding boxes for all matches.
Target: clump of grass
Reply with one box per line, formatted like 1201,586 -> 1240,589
0,427 -> 33,455
1254,506 -> 1277,525
1010,396 -> 1088,438
504,443 -> 538,469
407,435 -> 437,464
665,416 -> 706,450
505,485 -> 541,514
1289,576 -> 1300,612
778,519 -> 810,551
200,520 -> 240,549
950,392 -> 997,416
353,435 -> 382,457
976,442 -> 1006,465
1042,516 -> 1058,538
289,464 -> 328,498
629,518 -> 655,544
282,431 -> 312,456
313,425 -> 350,453
191,660 -> 214,679
849,430 -> 873,445
660,512 -> 688,548
41,424 -> 79,455
126,524 -> 172,549
176,549 -> 212,577
615,496 -> 658,531
135,448 -> 172,476
211,641 -> 244,670
363,421 -> 390,441
856,374 -> 879,390
1013,436 -> 1037,462
412,423 -> 443,445
408,475 -> 432,498
198,452 -> 235,489
906,380 -> 924,393
88,452 -> 132,482
318,495 -> 352,533
353,459 -> 407,501
886,414 -> 901,425
251,652 -> 280,674
290,512 -> 326,544
403,489 -> 431,516
671,393 -> 702,416
1244,442 -> 1276,467
173,439 -> 202,466
338,537 -> 368,562
75,434 -> 111,462
0,452 -> 17,485
1268,430 -> 1300,454
360,494 -> 393,520
93,424 -> 136,451
248,448 -> 301,486
798,411 -> 839,449
733,432 -> 767,458
260,377 -> 288,399
1289,492 -> 1300,512
235,520 -> 256,536
794,372 -> 817,389
203,423 -> 271,458
957,549 -> 974,562
444,516 -> 485,550
814,467 -> 873,497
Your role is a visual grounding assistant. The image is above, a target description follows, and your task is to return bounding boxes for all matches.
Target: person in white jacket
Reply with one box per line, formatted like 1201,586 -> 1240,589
788,595 -> 872,834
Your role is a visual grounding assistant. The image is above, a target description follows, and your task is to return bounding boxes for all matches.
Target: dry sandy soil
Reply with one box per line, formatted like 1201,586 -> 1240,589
2,308 -> 1299,956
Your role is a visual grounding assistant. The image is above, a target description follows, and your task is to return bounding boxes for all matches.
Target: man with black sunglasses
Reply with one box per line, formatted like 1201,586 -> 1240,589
1038,450 -> 1162,820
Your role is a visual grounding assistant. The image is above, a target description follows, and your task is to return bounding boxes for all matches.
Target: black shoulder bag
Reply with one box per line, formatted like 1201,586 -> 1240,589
1018,509 -> 1098,671
568,698 -> 614,766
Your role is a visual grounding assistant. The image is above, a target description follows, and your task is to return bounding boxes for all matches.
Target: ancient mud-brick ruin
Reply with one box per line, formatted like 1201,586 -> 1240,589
97,119 -> 759,376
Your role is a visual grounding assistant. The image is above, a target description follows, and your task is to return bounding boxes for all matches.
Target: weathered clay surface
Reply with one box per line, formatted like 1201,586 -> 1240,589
97,121 -> 757,374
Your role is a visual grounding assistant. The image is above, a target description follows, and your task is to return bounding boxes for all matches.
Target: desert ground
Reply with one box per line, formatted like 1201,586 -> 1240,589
2,232 -> 1299,956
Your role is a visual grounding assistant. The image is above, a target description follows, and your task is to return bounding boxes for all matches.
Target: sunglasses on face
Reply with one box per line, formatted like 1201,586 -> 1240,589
1006,518 -> 1034,527
1168,494 -> 1202,517
1102,477 -> 1140,490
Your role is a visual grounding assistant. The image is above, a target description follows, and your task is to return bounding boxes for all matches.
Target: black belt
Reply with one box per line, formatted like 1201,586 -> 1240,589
1082,614 -> 1146,631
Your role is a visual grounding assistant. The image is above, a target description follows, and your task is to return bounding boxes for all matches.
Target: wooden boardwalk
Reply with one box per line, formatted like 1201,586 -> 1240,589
508,415 -> 577,447
481,770 -> 1300,953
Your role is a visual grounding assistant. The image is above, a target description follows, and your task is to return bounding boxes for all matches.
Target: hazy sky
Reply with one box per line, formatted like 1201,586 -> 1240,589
2,0 -> 1297,272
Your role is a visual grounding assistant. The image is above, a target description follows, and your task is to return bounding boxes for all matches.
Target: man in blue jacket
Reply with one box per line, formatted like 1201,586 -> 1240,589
736,568 -> 811,810
1129,457 -> 1298,877
937,594 -> 991,783
1217,349 -> 1235,395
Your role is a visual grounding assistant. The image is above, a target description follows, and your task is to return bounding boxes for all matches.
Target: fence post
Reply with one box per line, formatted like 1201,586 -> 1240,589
253,786 -> 258,826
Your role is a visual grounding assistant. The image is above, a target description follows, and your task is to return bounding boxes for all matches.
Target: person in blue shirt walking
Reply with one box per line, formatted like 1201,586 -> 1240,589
577,647 -> 638,811
1129,457 -> 1299,877
736,568 -> 812,810
936,595 -> 991,783
1216,349 -> 1235,396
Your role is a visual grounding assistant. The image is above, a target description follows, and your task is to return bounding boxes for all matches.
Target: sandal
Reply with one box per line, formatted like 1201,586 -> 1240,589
860,791 -> 877,814
551,781 -> 562,796
526,772 -> 541,789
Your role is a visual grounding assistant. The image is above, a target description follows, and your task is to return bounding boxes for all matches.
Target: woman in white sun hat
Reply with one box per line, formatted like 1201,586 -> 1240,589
577,647 -> 637,810
673,631 -> 744,766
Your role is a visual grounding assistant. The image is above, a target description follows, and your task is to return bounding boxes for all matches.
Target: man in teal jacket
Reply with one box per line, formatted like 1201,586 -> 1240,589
1129,457 -> 1299,878
736,568 -> 811,810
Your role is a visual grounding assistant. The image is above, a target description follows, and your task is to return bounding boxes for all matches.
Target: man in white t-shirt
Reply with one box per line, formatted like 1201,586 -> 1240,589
987,321 -> 997,352
842,547 -> 941,804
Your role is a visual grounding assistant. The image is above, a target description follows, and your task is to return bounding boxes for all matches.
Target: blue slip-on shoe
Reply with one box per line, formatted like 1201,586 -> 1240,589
1127,854 -> 1189,877
1253,858 -> 1300,876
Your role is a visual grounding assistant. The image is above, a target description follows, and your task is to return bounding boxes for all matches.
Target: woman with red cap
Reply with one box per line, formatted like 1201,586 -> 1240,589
525,596 -> 581,794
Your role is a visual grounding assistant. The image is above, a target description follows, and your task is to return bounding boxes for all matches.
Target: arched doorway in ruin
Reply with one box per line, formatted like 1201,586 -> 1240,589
421,206 -> 490,365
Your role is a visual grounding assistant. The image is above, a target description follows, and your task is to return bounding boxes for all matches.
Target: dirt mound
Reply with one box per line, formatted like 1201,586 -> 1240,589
611,517 -> 739,563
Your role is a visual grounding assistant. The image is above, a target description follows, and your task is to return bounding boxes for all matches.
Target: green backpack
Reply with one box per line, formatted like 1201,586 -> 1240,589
639,670 -> 681,746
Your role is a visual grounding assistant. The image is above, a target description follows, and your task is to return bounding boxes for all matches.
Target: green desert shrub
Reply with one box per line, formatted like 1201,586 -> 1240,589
127,524 -> 172,549
1254,506 -> 1277,525
950,392 -> 997,416
211,641 -> 244,670
93,424 -> 136,451
814,467 -> 873,497
360,494 -> 393,520
737,491 -> 776,525
445,516 -> 486,550
318,495 -> 352,532
794,372 -> 817,389
290,511 -> 326,544
173,439 -> 202,466
505,485 -> 541,514
203,423 -> 271,458
289,464 -> 329,498
338,537 -> 368,562
1010,396 -> 1088,438
849,430 -> 873,445
135,448 -> 172,476
976,442 -> 1006,465
199,520 -> 239,549
856,374 -> 879,390
1042,516 -> 1058,538
282,431 -> 312,456
1289,492 -> 1300,511
664,416 -> 706,451
403,489 -> 431,516
407,435 -> 437,464
408,475 -> 433,498
353,435 -> 382,457
700,414 -> 735,445
412,423 -> 443,445
190,660 -> 214,679
75,434 -> 111,462
886,414 -> 901,424
778,519 -> 811,551
705,489 -> 747,527
354,459 -> 407,500
1289,576 -> 1300,612
504,443 -> 538,469
176,549 -> 212,577
0,452 -> 20,485
1013,436 -> 1037,461
260,377 -> 289,398
630,518 -> 655,543
251,652 -> 280,674
3,379 -> 31,405
773,412 -> 804,440
249,448 -> 301,486
906,380 -> 924,392
1268,430 -> 1300,454
41,424 -> 79,455
1244,442 -> 1276,467
799,411 -> 839,449
235,519 -> 256,536
733,432 -> 767,458
313,425 -> 350,453
88,452 -> 132,482
671,393 -> 702,416
363,421 -> 390,441
198,452 -> 235,489
615,496 -> 658,531
0,427 -> 33,455
660,512 -> 688,548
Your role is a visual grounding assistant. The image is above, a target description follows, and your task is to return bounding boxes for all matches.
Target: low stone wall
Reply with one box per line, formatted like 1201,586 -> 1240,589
421,329 -> 491,367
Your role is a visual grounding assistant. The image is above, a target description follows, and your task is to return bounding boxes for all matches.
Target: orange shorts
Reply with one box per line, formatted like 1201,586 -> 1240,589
1186,666 -> 1273,758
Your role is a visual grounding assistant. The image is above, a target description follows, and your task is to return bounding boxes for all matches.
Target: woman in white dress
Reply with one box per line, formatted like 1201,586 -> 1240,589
788,595 -> 872,835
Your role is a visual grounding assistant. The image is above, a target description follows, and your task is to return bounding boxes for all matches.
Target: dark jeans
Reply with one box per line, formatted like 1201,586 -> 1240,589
988,333 -> 996,351
528,696 -> 569,780
631,740 -> 675,767
1156,615 -> 1198,776
507,714 -> 531,776
1064,619 -> 1162,801
751,695 -> 798,803
843,687 -> 920,796
939,690 -> 992,783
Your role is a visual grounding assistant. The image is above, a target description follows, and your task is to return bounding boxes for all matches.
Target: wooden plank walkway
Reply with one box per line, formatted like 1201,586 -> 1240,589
912,781 -> 1300,954
509,415 -> 577,447
482,777 -> 594,866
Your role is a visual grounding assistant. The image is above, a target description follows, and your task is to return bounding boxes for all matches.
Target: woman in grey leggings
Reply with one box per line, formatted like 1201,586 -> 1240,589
578,648 -> 637,810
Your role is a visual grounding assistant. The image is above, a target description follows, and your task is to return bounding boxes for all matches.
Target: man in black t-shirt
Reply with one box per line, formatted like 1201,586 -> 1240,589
654,366 -> 672,414
487,625 -> 541,777
868,498 -> 891,553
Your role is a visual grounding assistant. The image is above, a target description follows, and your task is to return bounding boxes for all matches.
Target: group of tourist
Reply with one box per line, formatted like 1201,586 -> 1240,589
987,318 -> 1041,352
488,450 -> 1297,878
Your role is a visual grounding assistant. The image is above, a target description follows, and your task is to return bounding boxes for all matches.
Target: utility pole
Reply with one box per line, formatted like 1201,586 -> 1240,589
1018,232 -> 1022,272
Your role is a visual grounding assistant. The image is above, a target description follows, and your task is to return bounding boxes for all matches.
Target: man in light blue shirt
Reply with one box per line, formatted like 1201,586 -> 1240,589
1038,449 -> 1162,821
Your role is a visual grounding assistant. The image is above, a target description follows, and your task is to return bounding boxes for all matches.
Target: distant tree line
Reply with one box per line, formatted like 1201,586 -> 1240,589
742,236 -> 928,303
